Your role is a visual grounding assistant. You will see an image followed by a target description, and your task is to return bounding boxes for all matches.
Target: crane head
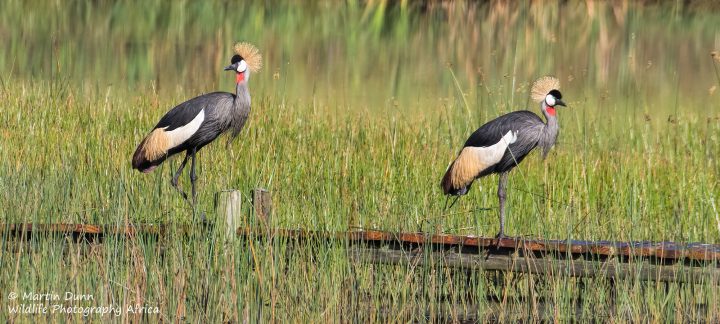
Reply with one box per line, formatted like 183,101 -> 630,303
531,76 -> 565,117
224,55 -> 249,84
224,42 -> 263,84
224,55 -> 248,73
545,89 -> 566,107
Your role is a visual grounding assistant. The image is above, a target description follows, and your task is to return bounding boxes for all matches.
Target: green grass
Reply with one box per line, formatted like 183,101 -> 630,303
1,1 -> 720,322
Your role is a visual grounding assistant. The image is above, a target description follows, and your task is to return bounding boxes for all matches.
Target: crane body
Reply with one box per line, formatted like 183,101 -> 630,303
441,77 -> 566,237
132,43 -> 262,205
132,89 -> 250,173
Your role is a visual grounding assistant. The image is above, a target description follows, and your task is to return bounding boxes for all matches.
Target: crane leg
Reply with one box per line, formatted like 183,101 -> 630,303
496,172 -> 508,238
189,148 -> 198,206
171,153 -> 190,202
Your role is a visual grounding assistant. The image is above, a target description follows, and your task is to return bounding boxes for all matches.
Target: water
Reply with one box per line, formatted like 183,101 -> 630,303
2,1 -> 719,111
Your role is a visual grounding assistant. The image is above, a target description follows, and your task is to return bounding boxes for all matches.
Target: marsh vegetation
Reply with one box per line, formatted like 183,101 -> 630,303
1,1 -> 719,322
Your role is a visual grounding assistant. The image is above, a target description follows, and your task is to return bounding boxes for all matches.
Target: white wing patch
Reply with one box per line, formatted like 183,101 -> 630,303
164,109 -> 205,149
474,130 -> 517,165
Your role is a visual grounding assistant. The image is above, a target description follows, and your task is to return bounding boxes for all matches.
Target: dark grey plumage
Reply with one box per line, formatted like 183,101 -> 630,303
132,87 -> 250,171
441,89 -> 566,237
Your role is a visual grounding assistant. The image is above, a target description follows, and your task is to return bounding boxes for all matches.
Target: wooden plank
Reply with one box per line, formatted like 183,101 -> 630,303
241,229 -> 720,262
342,230 -> 720,262
2,224 -> 719,263
0,223 -> 167,237
353,247 -> 720,284
2,224 -> 719,283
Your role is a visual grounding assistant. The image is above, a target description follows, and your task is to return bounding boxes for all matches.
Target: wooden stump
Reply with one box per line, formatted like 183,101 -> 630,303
215,190 -> 243,239
214,188 -> 272,240
253,188 -> 272,230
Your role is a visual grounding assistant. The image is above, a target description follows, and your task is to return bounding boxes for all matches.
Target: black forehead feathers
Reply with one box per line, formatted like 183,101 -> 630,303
548,89 -> 562,99
230,54 -> 243,64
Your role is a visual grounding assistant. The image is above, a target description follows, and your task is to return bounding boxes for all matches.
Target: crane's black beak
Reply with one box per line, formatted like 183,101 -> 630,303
224,63 -> 237,71
555,99 -> 566,107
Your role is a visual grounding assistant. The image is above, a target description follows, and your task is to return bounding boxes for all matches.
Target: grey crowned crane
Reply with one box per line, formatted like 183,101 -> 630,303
132,42 -> 262,205
441,76 -> 567,237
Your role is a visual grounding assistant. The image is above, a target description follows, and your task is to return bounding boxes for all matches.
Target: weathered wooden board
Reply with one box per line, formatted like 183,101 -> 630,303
1,223 -> 166,236
353,247 -> 720,284
239,229 -> 720,263
3,225 -> 719,262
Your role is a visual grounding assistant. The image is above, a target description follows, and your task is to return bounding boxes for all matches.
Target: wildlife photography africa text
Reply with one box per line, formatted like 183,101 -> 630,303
0,0 -> 719,322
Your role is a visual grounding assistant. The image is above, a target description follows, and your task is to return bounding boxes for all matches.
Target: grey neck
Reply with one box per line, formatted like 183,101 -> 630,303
538,100 -> 559,158
235,81 -> 251,109
222,79 -> 252,144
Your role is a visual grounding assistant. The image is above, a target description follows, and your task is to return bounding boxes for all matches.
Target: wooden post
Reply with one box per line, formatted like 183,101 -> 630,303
252,188 -> 272,230
215,190 -> 243,239
214,188 -> 271,239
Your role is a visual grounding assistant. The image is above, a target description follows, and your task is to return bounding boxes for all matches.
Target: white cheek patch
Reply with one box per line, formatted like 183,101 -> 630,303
236,60 -> 248,73
545,94 -> 556,106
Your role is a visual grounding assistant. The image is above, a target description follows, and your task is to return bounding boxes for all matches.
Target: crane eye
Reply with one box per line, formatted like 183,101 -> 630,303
545,94 -> 556,106
237,60 -> 248,73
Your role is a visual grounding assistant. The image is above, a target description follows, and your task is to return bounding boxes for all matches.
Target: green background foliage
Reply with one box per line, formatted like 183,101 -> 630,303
1,1 -> 719,322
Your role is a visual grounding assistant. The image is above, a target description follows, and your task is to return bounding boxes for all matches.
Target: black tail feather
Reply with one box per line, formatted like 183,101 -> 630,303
132,139 -> 166,172
441,161 -> 471,196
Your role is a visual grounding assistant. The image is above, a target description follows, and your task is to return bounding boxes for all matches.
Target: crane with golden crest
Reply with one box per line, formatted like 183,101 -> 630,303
441,76 -> 567,237
132,42 -> 263,205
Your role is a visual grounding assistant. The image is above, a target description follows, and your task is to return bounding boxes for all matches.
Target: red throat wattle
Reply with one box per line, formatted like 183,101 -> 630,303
236,72 -> 245,83
546,107 -> 556,116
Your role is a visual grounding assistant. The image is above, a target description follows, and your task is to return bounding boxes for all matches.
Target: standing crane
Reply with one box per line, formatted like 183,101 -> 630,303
441,76 -> 567,237
132,42 -> 262,205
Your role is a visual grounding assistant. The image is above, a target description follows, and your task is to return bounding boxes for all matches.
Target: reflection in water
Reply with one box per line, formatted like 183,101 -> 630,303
1,1 -> 718,110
